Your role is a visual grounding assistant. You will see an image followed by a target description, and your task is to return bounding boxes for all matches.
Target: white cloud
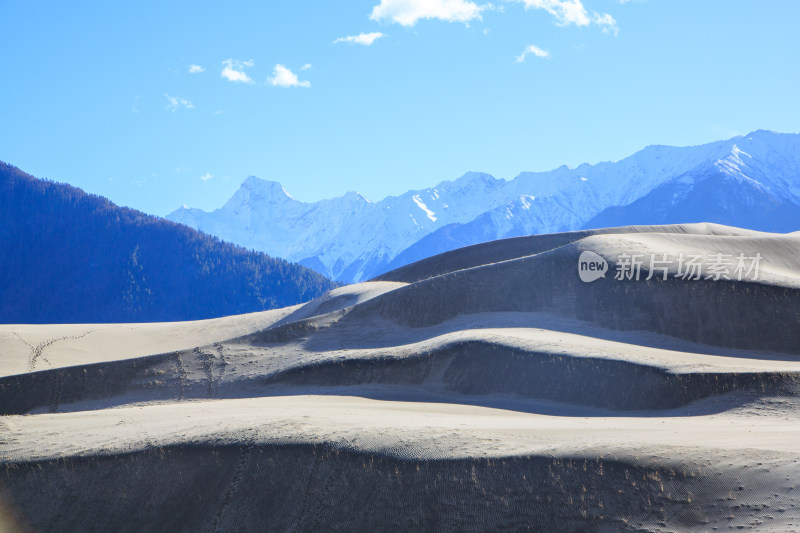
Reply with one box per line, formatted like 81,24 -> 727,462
200,173 -> 214,181
514,0 -> 590,26
369,0 -> 617,34
512,0 -> 616,33
266,64 -> 311,88
188,64 -> 205,74
369,0 -> 485,27
334,32 -> 385,46
515,44 -> 550,62
592,12 -> 618,35
164,93 -> 194,112
221,59 -> 255,83
300,63 -> 313,70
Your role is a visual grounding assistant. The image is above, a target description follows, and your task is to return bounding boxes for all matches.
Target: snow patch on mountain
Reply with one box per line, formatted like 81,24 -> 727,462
412,195 -> 437,222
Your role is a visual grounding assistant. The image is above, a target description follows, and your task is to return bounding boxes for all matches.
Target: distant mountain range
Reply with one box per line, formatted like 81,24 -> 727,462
168,130 -> 800,283
0,162 -> 337,323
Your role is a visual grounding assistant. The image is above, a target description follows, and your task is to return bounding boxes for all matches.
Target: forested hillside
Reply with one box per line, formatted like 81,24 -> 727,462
0,162 -> 337,323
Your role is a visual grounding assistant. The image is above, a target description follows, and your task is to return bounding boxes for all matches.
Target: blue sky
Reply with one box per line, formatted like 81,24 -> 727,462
2,1 -> 799,216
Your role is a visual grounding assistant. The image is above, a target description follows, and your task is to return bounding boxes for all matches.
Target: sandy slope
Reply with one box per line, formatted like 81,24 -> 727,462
0,282 -> 404,378
1,223 -> 799,532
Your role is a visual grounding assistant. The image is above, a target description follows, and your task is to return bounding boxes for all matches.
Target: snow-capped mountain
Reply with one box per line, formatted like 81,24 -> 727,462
167,130 -> 800,282
168,171 -> 505,282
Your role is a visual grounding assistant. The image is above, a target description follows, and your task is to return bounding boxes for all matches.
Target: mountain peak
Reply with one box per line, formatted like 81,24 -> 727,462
240,176 -> 295,199
342,191 -> 371,203
456,171 -> 498,183
745,129 -> 783,138
448,172 -> 500,193
220,176 -> 299,213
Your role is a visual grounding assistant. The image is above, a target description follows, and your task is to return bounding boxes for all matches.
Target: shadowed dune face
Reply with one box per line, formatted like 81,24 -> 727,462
2,223 -> 800,531
5,443 -> 798,533
359,227 -> 800,353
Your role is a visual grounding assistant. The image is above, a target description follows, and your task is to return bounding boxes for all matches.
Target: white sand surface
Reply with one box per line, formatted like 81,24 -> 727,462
0,282 -> 404,377
3,395 -> 800,462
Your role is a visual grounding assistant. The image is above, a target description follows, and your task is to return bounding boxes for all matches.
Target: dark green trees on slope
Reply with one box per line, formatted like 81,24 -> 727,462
0,162 -> 338,323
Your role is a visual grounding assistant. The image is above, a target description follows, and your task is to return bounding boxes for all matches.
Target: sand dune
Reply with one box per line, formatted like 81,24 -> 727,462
2,223 -> 800,532
373,223 -> 765,283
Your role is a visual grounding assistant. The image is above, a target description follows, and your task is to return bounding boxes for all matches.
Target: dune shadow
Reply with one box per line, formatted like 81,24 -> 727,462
300,311 -> 800,362
250,384 -> 781,419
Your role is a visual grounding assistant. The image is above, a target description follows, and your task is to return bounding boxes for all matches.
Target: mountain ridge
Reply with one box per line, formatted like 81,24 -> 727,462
167,130 -> 800,283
